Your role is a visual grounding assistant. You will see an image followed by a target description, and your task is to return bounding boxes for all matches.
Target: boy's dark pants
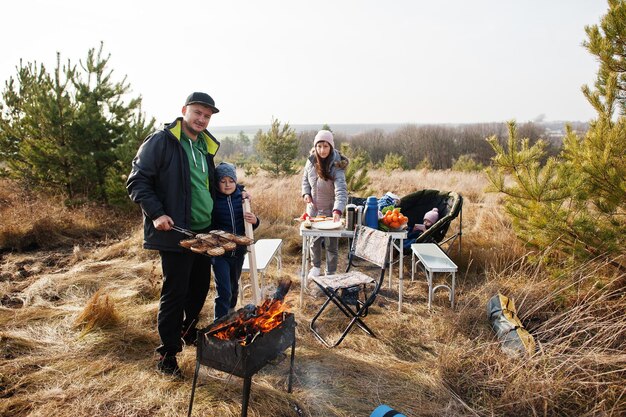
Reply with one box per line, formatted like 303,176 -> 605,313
213,254 -> 245,320
156,250 -> 212,356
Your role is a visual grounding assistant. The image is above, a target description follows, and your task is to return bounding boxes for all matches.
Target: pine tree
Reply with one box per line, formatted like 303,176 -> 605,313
583,0 -> 626,113
0,43 -> 153,205
256,118 -> 298,177
106,108 -> 155,207
0,55 -> 79,197
70,43 -> 146,203
486,1 -> 626,268
381,153 -> 408,172
339,143 -> 372,196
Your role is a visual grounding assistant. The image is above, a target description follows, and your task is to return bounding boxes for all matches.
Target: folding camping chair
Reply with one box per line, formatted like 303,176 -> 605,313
309,225 -> 391,348
399,189 -> 463,256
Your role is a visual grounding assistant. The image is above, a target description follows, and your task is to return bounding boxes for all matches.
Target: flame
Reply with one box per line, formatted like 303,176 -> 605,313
211,299 -> 289,345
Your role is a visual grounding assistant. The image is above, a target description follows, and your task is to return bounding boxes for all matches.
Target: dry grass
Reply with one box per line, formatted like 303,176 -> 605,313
74,289 -> 120,334
0,179 -> 136,251
0,171 -> 624,417
439,257 -> 626,417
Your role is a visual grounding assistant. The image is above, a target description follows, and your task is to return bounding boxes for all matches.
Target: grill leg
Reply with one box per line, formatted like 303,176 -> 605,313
187,360 -> 201,417
288,339 -> 296,393
241,376 -> 252,417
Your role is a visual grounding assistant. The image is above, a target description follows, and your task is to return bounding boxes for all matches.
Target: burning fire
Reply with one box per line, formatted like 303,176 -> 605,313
208,279 -> 292,345
211,299 -> 289,344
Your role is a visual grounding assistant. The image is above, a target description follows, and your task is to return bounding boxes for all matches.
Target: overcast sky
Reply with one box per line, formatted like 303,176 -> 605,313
0,0 -> 608,127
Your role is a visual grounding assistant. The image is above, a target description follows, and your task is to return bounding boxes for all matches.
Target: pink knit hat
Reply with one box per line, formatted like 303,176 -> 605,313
314,130 -> 334,148
423,208 -> 439,224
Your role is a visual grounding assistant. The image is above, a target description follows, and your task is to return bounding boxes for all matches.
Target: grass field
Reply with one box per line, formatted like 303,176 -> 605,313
0,170 -> 624,417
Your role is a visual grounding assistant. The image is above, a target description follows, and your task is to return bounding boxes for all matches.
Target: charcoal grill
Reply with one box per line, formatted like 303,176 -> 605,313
187,312 -> 297,417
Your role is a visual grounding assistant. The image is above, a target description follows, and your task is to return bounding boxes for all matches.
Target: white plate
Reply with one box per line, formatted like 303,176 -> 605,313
312,220 -> 343,230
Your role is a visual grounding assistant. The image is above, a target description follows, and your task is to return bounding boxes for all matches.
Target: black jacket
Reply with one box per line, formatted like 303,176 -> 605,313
127,118 -> 220,251
212,185 -> 260,257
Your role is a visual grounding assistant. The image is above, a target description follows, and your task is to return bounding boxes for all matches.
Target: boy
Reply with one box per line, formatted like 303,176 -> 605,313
211,162 -> 260,320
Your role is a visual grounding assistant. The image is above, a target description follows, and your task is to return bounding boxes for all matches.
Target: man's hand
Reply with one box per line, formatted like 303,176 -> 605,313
153,215 -> 174,231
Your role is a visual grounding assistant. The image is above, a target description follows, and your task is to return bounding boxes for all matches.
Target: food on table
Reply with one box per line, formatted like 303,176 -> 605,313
380,207 -> 409,231
295,213 -> 331,223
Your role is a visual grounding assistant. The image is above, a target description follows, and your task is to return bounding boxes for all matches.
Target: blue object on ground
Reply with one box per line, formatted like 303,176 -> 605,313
370,404 -> 407,417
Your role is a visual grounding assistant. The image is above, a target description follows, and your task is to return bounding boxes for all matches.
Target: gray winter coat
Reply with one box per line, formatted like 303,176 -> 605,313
301,149 -> 349,216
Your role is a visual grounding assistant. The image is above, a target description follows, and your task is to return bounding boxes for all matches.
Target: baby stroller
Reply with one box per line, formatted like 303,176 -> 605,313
348,189 -> 462,255
398,189 -> 463,256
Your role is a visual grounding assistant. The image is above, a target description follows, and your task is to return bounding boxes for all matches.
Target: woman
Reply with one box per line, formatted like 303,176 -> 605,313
301,130 -> 349,278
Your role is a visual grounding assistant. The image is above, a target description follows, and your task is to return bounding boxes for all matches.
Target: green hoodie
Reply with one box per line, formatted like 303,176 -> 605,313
181,130 -> 213,230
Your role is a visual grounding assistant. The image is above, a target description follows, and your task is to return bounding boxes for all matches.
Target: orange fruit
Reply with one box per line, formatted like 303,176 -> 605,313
390,221 -> 400,229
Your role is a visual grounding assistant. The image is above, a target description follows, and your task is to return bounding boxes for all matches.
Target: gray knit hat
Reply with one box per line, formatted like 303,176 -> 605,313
314,130 -> 334,148
216,162 -> 237,182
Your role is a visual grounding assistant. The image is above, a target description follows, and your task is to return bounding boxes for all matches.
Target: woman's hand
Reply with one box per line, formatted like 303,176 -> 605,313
303,194 -> 312,204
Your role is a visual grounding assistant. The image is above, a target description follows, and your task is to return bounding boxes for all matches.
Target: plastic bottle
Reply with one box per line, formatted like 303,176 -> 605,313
363,196 -> 379,229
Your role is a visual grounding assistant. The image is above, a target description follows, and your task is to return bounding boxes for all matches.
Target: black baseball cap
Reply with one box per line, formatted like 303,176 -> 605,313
184,92 -> 219,114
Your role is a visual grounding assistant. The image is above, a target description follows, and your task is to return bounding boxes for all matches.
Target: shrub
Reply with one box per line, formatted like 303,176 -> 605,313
452,154 -> 484,172
380,153 -> 408,173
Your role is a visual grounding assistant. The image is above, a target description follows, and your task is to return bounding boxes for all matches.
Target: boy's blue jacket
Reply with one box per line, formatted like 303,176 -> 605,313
212,185 -> 260,257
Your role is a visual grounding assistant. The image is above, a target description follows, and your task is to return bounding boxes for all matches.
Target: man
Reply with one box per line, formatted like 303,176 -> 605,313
127,92 -> 220,377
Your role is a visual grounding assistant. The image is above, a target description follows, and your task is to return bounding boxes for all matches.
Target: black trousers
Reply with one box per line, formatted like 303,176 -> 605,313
156,250 -> 212,356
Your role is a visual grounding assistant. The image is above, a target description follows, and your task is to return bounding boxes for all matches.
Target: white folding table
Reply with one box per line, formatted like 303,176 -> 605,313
410,243 -> 458,309
240,238 -> 283,303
